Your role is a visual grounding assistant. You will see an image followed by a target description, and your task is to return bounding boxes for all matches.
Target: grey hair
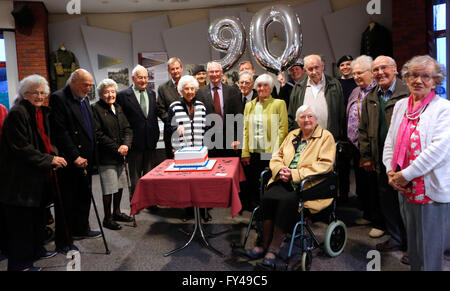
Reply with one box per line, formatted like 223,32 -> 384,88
304,54 -> 323,66
177,75 -> 199,96
373,55 -> 397,67
351,55 -> 373,72
401,55 -> 446,85
132,65 -> 148,78
96,78 -> 118,96
16,74 -> 50,101
239,70 -> 254,81
206,61 -> 222,72
167,57 -> 182,68
295,104 -> 317,120
254,73 -> 274,89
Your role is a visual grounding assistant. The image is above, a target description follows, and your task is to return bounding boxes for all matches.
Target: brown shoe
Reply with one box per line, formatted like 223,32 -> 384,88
400,253 -> 409,265
375,240 -> 401,252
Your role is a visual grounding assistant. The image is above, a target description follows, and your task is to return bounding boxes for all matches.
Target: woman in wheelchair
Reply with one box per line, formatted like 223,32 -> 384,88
245,104 -> 336,267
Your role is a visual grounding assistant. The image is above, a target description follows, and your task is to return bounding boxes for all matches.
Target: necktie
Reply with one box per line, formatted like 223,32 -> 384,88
139,90 -> 147,116
213,87 -> 222,118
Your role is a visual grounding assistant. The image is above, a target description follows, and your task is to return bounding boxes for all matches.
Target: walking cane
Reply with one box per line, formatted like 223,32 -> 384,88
123,156 -> 137,227
51,169 -> 74,251
84,169 -> 111,255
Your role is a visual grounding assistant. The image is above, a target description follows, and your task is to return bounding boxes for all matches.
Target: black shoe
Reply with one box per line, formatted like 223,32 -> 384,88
103,219 -> 122,230
201,209 -> 212,222
56,244 -> 79,255
73,230 -> 102,240
113,213 -> 134,222
35,248 -> 57,261
244,247 -> 267,260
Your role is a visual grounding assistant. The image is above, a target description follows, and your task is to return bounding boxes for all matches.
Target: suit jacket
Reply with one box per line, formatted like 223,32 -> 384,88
240,89 -> 258,112
195,83 -> 242,150
116,86 -> 161,151
157,80 -> 182,123
49,85 -> 96,170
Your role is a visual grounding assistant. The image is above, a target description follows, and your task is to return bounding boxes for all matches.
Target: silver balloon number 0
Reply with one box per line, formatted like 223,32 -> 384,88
208,16 -> 246,72
250,5 -> 303,74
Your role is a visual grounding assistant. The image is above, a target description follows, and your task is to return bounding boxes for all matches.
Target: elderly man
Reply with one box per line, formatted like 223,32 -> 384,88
288,54 -> 345,140
277,58 -> 305,108
157,57 -> 184,159
238,70 -> 257,111
359,55 -> 409,253
195,61 -> 242,157
116,65 -> 162,200
50,69 -> 101,254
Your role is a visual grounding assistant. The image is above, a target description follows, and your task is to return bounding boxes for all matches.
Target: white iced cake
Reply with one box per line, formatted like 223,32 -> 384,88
174,146 -> 209,168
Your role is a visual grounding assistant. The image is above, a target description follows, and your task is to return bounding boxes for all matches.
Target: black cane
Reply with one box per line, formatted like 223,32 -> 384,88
123,156 -> 137,227
51,169 -> 74,250
84,169 -> 111,255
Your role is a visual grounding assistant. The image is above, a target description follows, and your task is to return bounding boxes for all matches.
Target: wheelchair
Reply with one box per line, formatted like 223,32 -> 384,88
232,147 -> 347,271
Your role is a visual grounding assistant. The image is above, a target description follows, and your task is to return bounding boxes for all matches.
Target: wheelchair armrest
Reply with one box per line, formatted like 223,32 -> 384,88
296,171 -> 338,201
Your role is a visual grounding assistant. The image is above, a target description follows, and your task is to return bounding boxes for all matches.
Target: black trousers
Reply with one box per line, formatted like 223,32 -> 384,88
240,153 -> 270,211
337,141 -> 352,201
0,204 -> 6,255
2,204 -> 46,271
54,167 -> 92,248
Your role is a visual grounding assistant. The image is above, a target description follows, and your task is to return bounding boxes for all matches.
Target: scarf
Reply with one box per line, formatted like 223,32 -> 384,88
391,91 -> 435,171
36,107 -> 54,154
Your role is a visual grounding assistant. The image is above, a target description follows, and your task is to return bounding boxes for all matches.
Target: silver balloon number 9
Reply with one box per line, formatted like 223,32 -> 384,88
208,16 -> 246,72
250,5 -> 303,73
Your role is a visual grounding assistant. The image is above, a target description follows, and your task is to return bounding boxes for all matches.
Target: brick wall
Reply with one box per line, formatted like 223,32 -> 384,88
391,0 -> 429,71
14,1 -> 49,81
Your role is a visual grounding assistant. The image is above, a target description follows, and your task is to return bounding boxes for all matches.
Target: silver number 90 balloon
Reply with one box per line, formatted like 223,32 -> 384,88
250,5 -> 303,74
208,16 -> 246,72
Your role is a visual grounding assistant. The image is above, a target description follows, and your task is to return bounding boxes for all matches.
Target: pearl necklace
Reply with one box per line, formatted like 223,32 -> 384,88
406,104 -> 428,121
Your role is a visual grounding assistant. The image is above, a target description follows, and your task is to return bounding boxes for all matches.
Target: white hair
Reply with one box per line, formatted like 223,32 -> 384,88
254,73 -> 274,89
96,78 -> 118,96
177,75 -> 199,96
239,70 -> 254,81
351,55 -> 373,72
132,65 -> 147,77
304,54 -> 323,66
17,74 -> 50,100
206,61 -> 222,72
295,104 -> 317,120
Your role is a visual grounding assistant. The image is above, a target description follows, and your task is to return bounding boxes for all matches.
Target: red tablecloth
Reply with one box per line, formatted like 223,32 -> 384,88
130,158 -> 246,218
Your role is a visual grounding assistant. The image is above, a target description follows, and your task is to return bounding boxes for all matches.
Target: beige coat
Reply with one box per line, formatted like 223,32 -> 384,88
269,125 -> 336,213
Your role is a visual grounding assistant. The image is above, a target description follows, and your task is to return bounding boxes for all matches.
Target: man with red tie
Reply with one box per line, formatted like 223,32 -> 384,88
195,61 -> 242,158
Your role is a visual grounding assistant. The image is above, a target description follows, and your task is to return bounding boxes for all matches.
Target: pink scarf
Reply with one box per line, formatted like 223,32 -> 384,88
391,91 -> 435,171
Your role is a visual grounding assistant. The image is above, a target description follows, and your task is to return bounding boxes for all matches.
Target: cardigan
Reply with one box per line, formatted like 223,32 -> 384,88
383,95 -> 450,203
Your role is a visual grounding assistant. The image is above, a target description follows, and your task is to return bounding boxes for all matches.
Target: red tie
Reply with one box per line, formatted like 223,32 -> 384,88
213,87 -> 222,118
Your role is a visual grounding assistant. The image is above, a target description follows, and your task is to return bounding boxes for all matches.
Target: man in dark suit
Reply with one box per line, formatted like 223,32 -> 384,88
50,69 -> 101,254
238,70 -> 257,111
116,65 -> 162,199
157,57 -> 183,158
195,61 -> 242,158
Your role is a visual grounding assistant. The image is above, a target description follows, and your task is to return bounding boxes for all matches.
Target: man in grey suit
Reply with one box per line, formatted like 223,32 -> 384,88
195,61 -> 242,158
157,57 -> 184,158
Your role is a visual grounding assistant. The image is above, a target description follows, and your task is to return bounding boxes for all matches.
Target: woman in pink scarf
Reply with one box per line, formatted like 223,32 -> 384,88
383,55 -> 449,271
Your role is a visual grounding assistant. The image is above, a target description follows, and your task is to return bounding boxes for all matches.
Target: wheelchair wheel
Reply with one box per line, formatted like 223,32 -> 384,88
324,220 -> 347,257
301,250 -> 312,271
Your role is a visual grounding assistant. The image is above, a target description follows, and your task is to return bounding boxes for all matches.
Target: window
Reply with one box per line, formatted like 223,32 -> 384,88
0,33 -> 9,109
432,1 -> 447,99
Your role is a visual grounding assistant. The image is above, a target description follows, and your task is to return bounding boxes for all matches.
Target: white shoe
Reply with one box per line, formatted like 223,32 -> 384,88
355,218 -> 371,225
369,228 -> 385,238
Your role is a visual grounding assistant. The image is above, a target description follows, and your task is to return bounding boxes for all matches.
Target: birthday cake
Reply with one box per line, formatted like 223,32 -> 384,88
174,146 -> 209,168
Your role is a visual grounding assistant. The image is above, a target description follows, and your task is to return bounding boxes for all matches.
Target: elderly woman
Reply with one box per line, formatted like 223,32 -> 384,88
167,75 -> 208,220
241,73 -> 288,210
0,75 -> 67,271
346,55 -> 384,234
92,79 -> 134,230
383,55 -> 450,271
245,104 -> 335,266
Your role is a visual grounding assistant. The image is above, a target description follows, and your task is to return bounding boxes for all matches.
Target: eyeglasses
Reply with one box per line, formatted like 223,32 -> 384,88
26,91 -> 47,97
298,114 -> 315,120
239,81 -> 252,85
406,72 -> 434,82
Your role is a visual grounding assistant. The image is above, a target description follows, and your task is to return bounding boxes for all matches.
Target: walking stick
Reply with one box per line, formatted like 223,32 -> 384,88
51,169 -> 74,251
84,169 -> 111,255
123,156 -> 137,227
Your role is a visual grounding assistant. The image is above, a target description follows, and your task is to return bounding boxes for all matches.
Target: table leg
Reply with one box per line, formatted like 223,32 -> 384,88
164,207 -> 224,257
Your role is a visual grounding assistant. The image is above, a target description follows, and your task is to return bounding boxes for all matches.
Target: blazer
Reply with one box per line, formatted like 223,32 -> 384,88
157,80 -> 182,123
195,83 -> 242,148
269,125 -> 336,213
0,99 -> 54,207
116,86 -> 161,151
92,99 -> 133,166
49,85 -> 97,169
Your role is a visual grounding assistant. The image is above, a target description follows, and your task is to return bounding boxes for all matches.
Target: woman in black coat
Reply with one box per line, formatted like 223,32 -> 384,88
92,79 -> 133,230
0,75 -> 67,271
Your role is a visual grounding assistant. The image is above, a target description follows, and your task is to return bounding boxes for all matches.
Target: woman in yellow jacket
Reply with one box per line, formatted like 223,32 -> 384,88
241,73 -> 288,211
245,104 -> 336,267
